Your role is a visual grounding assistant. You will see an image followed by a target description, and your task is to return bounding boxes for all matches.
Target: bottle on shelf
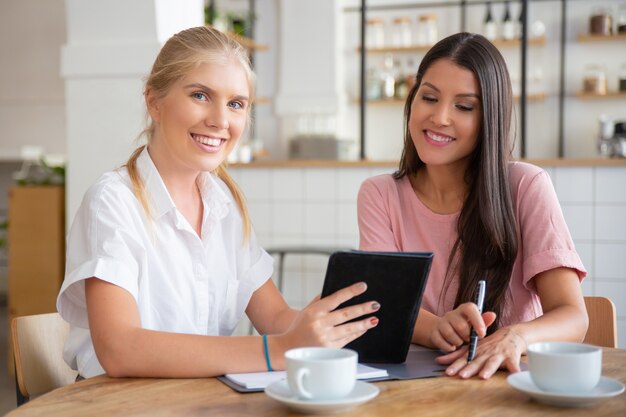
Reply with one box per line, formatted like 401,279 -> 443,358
589,7 -> 613,36
394,59 -> 408,99
619,3 -> 626,34
619,63 -> 626,93
502,1 -> 516,41
483,2 -> 498,41
405,58 -> 418,91
583,64 -> 607,95
366,18 -> 385,49
417,15 -> 438,46
381,55 -> 396,99
366,66 -> 382,101
391,16 -> 412,47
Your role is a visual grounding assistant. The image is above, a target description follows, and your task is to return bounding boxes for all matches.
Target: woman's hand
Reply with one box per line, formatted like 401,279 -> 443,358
430,302 -> 497,352
281,282 -> 380,349
436,325 -> 528,379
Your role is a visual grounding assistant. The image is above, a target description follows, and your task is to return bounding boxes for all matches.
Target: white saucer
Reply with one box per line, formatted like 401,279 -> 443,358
264,380 -> 380,414
507,371 -> 625,408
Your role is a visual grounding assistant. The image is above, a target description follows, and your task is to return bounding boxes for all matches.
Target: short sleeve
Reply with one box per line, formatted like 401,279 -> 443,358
57,181 -> 143,328
242,227 -> 274,291
515,168 -> 587,290
358,176 -> 400,251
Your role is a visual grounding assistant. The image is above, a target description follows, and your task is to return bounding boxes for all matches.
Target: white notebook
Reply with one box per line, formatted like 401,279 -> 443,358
225,363 -> 388,390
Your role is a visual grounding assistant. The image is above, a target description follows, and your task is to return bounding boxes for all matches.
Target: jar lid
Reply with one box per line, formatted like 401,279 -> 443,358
393,16 -> 411,24
419,14 -> 437,21
367,18 -> 384,25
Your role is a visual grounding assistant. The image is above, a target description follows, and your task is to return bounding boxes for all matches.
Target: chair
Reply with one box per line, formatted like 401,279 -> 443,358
583,296 -> 618,348
11,312 -> 78,406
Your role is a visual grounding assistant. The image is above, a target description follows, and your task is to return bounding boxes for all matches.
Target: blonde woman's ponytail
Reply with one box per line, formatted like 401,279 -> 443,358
215,165 -> 251,243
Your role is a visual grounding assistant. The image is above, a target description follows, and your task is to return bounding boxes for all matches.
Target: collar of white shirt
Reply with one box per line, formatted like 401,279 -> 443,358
135,147 -> 231,225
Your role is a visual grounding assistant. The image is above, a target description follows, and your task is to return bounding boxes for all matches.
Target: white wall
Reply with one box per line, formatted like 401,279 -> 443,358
230,163 -> 626,347
62,0 -> 203,221
0,0 -> 67,160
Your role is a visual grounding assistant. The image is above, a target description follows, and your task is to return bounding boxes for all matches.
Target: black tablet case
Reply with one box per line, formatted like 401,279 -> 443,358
321,251 -> 433,364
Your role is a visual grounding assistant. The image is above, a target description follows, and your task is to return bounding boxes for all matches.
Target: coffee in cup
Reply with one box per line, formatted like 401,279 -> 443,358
285,347 -> 357,400
527,342 -> 602,393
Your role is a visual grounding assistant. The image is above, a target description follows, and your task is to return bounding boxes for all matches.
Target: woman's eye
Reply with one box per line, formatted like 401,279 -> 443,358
421,95 -> 437,103
191,92 -> 208,101
456,104 -> 474,112
228,101 -> 245,110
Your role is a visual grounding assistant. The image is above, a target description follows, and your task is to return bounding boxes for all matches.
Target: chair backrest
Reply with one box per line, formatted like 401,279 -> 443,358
11,312 -> 78,404
583,296 -> 618,348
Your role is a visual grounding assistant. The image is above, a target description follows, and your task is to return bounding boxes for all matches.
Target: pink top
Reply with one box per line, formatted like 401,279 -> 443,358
357,161 -> 586,326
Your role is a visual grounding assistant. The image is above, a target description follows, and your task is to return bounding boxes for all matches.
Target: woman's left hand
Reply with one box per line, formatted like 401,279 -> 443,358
435,325 -> 528,379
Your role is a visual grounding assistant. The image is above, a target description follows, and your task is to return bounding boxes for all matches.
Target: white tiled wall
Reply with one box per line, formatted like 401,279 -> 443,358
232,164 -> 626,346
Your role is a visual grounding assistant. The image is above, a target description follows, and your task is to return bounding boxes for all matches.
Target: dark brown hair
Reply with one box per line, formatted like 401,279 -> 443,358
394,32 -> 518,331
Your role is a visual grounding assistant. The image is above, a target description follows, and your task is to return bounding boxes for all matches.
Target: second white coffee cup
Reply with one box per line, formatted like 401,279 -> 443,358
528,342 -> 602,393
285,347 -> 357,400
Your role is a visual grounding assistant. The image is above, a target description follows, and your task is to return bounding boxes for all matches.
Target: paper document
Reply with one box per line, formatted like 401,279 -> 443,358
225,363 -> 389,390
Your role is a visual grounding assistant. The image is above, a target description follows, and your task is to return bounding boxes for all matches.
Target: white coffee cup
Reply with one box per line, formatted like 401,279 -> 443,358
285,347 -> 357,400
527,342 -> 602,393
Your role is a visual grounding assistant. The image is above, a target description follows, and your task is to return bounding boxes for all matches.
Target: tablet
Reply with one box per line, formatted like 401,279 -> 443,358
320,250 -> 433,363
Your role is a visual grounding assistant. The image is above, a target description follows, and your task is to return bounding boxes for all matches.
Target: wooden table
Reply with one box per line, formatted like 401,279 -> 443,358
7,349 -> 626,417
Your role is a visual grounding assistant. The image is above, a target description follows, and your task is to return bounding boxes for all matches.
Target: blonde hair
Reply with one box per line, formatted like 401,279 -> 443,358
125,26 -> 254,241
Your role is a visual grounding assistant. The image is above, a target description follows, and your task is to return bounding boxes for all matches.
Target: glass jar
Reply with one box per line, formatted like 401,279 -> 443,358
589,7 -> 613,36
583,65 -> 607,95
619,3 -> 626,33
391,16 -> 412,47
619,63 -> 626,92
366,18 -> 385,49
417,14 -> 438,46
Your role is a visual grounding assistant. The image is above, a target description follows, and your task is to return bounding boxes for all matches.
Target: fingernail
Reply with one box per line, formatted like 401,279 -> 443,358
371,302 -> 380,311
370,317 -> 379,326
357,282 -> 367,291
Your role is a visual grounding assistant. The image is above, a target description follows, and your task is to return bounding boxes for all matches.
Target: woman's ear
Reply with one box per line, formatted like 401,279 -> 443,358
145,88 -> 161,122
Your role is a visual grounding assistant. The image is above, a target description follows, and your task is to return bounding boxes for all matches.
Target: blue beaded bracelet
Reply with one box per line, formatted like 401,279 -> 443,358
262,334 -> 273,372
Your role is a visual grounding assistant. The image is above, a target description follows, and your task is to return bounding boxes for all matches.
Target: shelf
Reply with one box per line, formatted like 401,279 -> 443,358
356,36 -> 546,54
576,33 -> 626,42
576,91 -> 626,99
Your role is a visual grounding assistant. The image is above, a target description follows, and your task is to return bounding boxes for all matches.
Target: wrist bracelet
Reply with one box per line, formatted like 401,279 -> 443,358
262,334 -> 273,372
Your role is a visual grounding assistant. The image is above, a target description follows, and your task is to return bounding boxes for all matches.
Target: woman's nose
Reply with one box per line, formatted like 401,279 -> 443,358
430,104 -> 451,127
205,105 -> 229,130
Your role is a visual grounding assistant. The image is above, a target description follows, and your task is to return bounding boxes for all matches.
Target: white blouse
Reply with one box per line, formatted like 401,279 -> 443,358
57,148 -> 273,377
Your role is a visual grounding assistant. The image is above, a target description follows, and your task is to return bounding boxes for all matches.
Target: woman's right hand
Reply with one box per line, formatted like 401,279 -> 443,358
282,282 -> 380,349
430,302 -> 497,353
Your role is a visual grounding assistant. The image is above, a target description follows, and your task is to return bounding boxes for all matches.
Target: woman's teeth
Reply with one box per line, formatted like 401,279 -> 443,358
427,131 -> 454,143
192,134 -> 222,146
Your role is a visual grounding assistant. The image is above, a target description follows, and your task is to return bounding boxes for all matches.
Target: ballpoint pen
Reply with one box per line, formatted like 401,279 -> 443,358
467,280 -> 486,363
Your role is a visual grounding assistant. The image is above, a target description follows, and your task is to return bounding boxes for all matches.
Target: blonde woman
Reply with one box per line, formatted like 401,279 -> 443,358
57,26 -> 379,379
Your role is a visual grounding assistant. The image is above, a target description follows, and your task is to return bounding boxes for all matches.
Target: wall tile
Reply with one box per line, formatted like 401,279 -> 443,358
304,202 -> 337,237
238,168 -> 271,202
561,205 -> 593,241
337,169 -> 370,202
594,206 -> 626,241
304,168 -> 336,201
270,202 -> 304,236
595,167 -> 626,203
618,318 -> 625,348
337,201 -> 359,238
271,168 -> 304,201
594,243 -> 626,279
554,167 -> 593,203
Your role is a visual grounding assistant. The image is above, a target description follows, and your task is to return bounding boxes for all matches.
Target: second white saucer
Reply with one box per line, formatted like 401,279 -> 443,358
265,380 -> 380,414
507,371 -> 625,408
